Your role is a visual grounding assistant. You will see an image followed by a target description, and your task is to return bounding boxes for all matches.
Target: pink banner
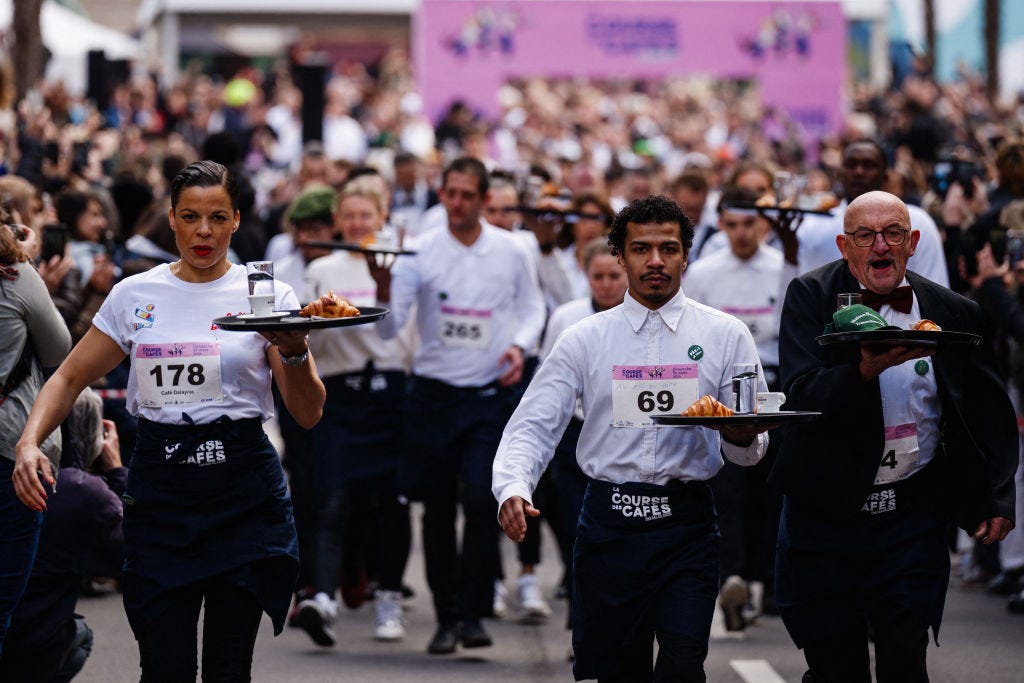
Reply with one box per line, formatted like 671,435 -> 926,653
415,0 -> 845,138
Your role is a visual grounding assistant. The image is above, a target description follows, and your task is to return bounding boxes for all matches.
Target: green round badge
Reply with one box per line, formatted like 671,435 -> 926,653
914,360 -> 929,376
687,345 -> 704,361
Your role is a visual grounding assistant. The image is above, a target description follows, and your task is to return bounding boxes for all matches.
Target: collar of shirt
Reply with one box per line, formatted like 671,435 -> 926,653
622,287 -> 686,333
443,219 -> 493,255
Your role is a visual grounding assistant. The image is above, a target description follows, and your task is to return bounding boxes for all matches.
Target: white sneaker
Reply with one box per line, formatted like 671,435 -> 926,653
517,574 -> 551,622
742,580 -> 764,623
295,592 -> 337,647
493,579 -> 509,619
373,590 -> 406,641
719,575 -> 748,632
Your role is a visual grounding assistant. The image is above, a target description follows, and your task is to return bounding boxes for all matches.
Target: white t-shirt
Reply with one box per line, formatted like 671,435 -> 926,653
92,263 -> 299,425
304,251 -> 416,378
683,245 -> 784,367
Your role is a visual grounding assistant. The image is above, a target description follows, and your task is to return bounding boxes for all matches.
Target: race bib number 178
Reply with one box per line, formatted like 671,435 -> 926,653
611,364 -> 699,427
135,342 -> 224,408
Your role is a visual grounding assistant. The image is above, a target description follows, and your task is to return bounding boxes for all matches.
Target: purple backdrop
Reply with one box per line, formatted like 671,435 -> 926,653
414,0 -> 846,139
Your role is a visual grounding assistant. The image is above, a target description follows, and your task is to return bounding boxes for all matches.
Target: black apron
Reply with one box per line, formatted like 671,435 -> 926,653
775,468 -> 950,648
122,417 -> 299,635
572,479 -> 719,681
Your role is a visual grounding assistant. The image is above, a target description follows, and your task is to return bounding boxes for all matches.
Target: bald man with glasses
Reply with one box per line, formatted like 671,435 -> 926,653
772,190 -> 1017,682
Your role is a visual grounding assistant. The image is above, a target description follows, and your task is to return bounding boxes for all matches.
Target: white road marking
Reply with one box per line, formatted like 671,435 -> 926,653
731,659 -> 788,683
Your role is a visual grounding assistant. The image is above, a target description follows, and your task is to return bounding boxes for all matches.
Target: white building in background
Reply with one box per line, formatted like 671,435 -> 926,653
0,0 -> 142,95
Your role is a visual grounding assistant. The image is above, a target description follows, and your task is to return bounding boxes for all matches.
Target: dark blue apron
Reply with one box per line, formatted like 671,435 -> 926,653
572,479 -> 719,681
775,468 -> 950,648
121,417 -> 299,635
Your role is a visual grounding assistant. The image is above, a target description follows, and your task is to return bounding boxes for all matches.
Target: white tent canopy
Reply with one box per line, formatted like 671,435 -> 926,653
0,0 -> 143,95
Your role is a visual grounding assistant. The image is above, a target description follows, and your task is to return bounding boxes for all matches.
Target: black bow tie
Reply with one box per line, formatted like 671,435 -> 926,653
860,286 -> 913,314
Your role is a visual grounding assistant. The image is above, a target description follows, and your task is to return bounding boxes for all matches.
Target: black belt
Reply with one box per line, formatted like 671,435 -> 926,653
412,374 -> 501,395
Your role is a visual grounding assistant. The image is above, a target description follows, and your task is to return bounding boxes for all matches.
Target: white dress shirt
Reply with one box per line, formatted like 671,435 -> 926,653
683,244 -> 783,367
869,280 -> 941,484
493,288 -> 768,508
376,222 -> 546,387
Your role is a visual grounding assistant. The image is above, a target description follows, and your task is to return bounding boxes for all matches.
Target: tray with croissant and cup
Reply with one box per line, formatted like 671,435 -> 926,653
816,317 -> 982,349
651,394 -> 821,426
214,291 -> 388,332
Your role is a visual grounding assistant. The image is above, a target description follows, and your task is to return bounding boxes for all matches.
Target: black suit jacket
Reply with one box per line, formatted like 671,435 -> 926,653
771,259 -> 1017,531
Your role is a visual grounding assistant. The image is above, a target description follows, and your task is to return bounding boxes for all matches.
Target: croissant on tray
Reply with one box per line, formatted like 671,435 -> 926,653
681,395 -> 734,417
299,291 -> 360,318
911,319 -> 942,332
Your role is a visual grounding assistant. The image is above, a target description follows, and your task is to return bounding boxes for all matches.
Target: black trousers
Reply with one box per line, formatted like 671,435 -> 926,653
401,376 -> 516,623
133,574 -> 264,682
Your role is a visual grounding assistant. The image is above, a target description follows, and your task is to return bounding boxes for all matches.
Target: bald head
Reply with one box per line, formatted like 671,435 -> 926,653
844,191 -> 910,231
838,191 -> 918,294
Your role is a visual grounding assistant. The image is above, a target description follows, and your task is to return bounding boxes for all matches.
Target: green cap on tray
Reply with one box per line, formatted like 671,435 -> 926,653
824,304 -> 900,335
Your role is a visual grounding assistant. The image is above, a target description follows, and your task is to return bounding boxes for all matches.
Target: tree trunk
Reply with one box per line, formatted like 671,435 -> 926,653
985,0 -> 1001,103
923,0 -> 936,73
13,0 -> 45,101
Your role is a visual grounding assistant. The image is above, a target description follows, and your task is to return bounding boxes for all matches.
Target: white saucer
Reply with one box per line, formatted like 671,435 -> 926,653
236,311 -> 289,320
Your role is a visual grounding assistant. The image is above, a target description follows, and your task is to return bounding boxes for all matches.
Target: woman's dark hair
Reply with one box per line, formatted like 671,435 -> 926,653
608,195 -> 693,256
170,160 -> 238,212
55,190 -> 95,240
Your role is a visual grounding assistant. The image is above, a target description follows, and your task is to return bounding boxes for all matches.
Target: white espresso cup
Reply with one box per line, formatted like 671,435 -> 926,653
248,294 -> 275,317
757,391 -> 787,413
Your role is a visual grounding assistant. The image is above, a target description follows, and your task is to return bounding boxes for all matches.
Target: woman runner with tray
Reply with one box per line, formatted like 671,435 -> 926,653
13,160 -> 326,681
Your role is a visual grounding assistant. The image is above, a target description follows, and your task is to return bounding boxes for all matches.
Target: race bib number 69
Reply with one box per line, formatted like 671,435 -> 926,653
135,342 -> 224,408
611,364 -> 699,427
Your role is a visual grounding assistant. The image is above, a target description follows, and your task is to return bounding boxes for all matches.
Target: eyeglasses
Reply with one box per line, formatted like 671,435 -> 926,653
843,227 -> 910,248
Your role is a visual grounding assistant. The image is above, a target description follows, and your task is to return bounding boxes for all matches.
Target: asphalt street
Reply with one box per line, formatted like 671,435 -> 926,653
73,515 -> 1024,683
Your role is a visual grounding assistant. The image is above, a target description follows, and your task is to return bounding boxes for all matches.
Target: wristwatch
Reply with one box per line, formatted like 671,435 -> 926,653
279,349 -> 309,366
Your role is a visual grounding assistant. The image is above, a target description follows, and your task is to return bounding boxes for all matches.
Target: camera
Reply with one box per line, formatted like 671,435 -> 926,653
930,158 -> 984,199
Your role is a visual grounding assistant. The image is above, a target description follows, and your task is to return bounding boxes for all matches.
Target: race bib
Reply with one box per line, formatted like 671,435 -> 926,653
439,304 -> 492,350
873,422 -> 920,485
135,342 -> 224,408
723,305 -> 775,345
611,364 -> 699,427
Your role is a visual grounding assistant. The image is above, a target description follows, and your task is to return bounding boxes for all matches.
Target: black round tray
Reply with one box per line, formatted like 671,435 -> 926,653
213,307 -> 389,332
816,330 -> 981,349
304,240 -> 416,256
651,411 -> 821,426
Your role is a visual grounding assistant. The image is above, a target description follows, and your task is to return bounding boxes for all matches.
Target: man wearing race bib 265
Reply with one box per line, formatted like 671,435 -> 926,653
493,195 -> 773,681
370,157 -> 546,655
